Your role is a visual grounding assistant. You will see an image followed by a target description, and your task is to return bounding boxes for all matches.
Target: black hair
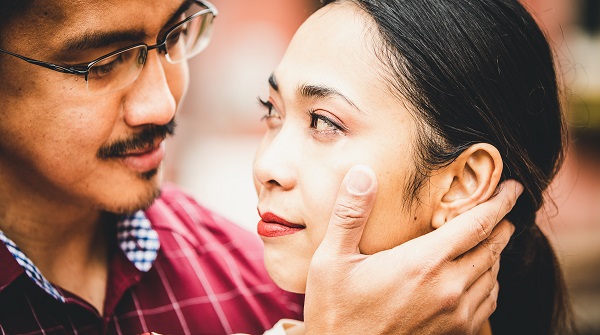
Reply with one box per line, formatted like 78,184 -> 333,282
321,0 -> 574,333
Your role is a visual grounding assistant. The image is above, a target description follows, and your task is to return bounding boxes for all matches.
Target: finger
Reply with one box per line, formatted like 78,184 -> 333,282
492,254 -> 500,280
485,218 -> 515,256
458,219 -> 513,288
421,179 -> 522,260
317,165 -> 378,256
463,262 -> 499,333
463,258 -> 496,312
470,272 -> 500,333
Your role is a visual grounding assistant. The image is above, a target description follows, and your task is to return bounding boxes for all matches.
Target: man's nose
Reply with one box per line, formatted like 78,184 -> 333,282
122,51 -> 177,127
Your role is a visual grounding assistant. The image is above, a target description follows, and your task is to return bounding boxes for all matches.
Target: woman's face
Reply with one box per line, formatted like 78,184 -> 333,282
253,3 -> 436,293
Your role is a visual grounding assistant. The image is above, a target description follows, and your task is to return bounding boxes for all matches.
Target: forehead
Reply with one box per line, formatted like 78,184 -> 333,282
283,3 -> 377,73
4,0 -> 186,51
276,3 -> 395,110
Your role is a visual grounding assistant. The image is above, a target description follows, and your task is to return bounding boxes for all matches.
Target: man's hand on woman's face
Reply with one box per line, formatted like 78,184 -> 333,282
303,165 -> 522,335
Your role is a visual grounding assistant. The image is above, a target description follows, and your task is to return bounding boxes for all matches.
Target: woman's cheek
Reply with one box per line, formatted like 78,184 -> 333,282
303,171 -> 346,247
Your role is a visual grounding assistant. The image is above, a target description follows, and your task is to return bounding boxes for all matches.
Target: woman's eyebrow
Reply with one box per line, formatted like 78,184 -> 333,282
297,83 -> 364,114
269,73 -> 364,114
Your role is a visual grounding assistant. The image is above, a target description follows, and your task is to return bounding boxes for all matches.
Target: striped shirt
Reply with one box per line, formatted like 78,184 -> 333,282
0,184 -> 303,334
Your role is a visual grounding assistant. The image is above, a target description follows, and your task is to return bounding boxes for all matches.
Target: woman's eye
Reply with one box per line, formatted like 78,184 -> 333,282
258,97 -> 277,118
312,116 -> 337,131
257,97 -> 282,127
309,111 -> 343,133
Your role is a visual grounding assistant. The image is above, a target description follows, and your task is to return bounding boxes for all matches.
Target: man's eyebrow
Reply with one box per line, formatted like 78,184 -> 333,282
62,0 -> 194,52
297,84 -> 363,113
63,30 -> 147,52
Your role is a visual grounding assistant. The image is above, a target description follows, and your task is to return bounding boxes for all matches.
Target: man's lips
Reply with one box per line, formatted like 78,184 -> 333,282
119,140 -> 166,173
257,212 -> 305,237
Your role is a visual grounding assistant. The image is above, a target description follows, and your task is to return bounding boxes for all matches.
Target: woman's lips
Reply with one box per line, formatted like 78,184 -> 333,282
257,212 -> 305,237
120,141 -> 166,173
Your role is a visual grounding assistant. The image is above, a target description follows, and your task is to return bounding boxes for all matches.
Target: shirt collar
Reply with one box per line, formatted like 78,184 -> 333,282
0,210 -> 160,302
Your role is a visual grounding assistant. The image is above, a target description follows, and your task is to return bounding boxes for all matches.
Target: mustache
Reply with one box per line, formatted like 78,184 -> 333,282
97,119 -> 176,159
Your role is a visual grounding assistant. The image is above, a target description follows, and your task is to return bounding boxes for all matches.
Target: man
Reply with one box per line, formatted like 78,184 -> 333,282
0,0 -> 518,334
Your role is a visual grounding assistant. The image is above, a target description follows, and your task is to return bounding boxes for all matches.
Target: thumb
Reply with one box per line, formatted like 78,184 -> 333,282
318,165 -> 378,256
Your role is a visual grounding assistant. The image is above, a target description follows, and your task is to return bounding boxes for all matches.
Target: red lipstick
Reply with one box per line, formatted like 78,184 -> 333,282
257,212 -> 305,237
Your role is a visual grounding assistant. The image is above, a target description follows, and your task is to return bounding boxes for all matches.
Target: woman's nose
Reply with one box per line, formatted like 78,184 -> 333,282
253,128 -> 300,192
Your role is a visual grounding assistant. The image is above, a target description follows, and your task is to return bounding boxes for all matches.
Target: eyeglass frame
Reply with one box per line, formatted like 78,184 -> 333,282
0,0 -> 217,85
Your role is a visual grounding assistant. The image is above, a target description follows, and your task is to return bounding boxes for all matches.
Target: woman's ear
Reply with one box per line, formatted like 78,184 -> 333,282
430,143 -> 503,229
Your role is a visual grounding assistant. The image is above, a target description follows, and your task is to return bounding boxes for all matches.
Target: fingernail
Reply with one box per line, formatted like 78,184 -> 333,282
515,182 -> 524,196
347,165 -> 373,195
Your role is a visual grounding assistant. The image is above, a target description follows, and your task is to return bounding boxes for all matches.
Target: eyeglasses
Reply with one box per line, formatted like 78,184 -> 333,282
0,0 -> 217,95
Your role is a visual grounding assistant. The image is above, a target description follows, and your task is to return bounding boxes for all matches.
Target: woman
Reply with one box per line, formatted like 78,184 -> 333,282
253,0 -> 573,333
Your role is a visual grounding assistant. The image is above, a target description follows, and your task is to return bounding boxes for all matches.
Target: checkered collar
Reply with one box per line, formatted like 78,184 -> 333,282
0,211 -> 160,303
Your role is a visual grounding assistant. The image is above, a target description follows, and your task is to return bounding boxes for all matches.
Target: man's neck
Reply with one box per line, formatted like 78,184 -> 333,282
0,191 -> 113,315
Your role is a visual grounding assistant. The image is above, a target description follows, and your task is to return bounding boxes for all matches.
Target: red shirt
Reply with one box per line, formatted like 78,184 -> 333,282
0,184 -> 303,334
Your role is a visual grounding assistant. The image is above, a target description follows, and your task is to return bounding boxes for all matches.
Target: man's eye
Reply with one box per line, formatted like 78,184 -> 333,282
89,54 -> 125,79
167,25 -> 187,46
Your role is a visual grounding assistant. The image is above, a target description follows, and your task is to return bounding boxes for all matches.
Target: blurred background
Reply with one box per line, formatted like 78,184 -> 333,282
164,0 -> 600,332
163,0 -> 318,229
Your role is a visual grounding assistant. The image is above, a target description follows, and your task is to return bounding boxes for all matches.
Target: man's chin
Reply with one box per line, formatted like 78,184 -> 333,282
102,187 -> 162,216
100,171 -> 163,215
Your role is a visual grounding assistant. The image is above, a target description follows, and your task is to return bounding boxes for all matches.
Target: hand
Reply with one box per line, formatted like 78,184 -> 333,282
303,165 -> 522,335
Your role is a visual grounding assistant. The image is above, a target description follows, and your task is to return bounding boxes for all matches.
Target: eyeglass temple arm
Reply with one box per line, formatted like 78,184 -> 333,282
197,0 -> 218,16
0,48 -> 88,75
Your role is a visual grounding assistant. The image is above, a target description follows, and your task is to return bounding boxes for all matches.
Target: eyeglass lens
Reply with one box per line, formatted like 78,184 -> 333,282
165,11 -> 214,62
86,46 -> 147,94
86,6 -> 215,95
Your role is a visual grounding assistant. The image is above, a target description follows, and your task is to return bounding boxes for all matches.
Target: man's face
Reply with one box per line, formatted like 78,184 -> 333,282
0,0 -> 191,214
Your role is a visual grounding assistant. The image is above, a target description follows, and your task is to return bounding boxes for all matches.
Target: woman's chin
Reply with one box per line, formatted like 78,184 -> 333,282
264,247 -> 310,293
265,262 -> 308,293
276,279 -> 307,294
